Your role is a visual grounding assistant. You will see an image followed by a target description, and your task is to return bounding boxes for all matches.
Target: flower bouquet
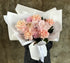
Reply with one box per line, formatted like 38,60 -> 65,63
3,4 -> 62,63
15,14 -> 54,43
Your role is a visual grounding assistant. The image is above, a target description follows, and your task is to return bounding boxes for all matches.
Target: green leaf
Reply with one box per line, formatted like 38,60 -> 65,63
41,17 -> 43,20
48,26 -> 54,33
44,38 -> 48,43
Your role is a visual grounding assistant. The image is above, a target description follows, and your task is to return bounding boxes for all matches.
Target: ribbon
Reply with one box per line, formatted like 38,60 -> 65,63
29,41 -> 47,63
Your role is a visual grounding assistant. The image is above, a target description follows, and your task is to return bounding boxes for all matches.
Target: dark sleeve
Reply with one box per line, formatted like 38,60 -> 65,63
46,41 -> 53,51
24,44 -> 30,49
24,44 -> 39,63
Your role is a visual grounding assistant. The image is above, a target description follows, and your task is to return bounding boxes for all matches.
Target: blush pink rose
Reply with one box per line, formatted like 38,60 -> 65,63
39,20 -> 45,29
26,17 -> 32,22
45,22 -> 52,30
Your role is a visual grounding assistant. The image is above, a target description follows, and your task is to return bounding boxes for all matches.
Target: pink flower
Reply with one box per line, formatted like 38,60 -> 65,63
15,20 -> 26,32
45,22 -> 52,30
24,29 -> 32,40
46,19 -> 54,26
32,21 -> 39,29
26,22 -> 32,29
32,15 -> 41,21
15,15 -> 54,40
39,20 -> 45,29
26,17 -> 32,22
32,27 -> 40,38
40,29 -> 49,39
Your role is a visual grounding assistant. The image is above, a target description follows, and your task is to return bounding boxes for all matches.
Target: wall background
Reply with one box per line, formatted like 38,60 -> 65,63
0,0 -> 70,63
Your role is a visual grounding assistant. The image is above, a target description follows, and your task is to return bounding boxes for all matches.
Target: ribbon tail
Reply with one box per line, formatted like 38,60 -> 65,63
37,45 -> 47,63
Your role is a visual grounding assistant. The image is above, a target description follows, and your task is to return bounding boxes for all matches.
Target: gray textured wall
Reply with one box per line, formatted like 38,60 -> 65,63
0,0 -> 70,63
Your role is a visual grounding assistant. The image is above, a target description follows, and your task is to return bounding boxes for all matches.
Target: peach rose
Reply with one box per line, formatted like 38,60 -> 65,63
32,15 -> 41,21
24,29 -> 32,40
40,29 -> 49,39
46,19 -> 54,26
15,20 -> 26,32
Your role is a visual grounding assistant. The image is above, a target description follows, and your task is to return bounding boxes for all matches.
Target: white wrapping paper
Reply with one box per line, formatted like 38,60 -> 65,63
5,4 -> 62,42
